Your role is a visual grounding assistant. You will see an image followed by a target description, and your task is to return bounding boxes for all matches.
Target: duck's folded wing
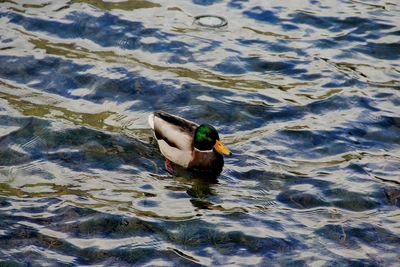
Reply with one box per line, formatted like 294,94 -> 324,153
157,139 -> 192,168
152,111 -> 198,151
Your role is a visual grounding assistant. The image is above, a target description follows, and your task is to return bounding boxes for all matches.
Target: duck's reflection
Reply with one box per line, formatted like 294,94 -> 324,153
165,160 -> 220,209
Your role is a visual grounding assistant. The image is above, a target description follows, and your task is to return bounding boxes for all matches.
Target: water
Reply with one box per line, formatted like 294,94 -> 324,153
0,0 -> 399,266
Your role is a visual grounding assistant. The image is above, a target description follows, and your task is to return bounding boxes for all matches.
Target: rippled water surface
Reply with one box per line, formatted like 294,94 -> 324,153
1,0 -> 400,266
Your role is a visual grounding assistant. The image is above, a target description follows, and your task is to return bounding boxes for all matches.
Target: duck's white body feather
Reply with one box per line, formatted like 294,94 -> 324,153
148,113 -> 155,129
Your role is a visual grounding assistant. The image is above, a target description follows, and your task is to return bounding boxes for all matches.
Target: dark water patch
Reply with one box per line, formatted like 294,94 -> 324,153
269,124 -> 394,160
160,219 -> 300,260
349,20 -> 395,35
323,188 -> 380,211
214,57 -> 308,76
277,129 -> 351,158
0,223 -> 78,260
51,212 -> 160,238
137,199 -> 160,208
4,11 -> 163,51
0,220 -> 199,266
0,149 -> 30,166
0,198 -> 11,208
72,247 -> 202,266
314,38 -> 340,49
333,34 -> 367,43
343,127 -> 400,151
0,260 -> 27,267
0,117 -> 49,166
307,94 -> 377,114
228,0 -> 246,9
0,55 -> 91,99
198,40 -> 222,53
316,222 -> 400,251
54,129 -> 157,172
346,162 -> 372,178
213,57 -> 246,75
243,7 -> 280,24
354,42 -> 400,60
277,190 -> 330,209
350,223 -> 400,245
281,23 -> 299,31
0,202 -> 95,228
290,12 -> 333,30
275,176 -> 334,209
192,0 -> 222,6
0,55 -> 169,106
290,12 -> 394,33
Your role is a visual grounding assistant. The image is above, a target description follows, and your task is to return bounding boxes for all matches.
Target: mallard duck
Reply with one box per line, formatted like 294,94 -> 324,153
148,111 -> 231,174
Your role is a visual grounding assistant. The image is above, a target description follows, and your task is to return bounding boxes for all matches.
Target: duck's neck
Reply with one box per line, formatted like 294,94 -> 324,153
193,147 -> 213,153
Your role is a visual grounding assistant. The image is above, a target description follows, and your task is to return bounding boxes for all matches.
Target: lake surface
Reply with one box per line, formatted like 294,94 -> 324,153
0,0 -> 400,266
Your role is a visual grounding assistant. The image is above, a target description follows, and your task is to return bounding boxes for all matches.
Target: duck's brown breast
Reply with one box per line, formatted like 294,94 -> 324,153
188,150 -> 224,174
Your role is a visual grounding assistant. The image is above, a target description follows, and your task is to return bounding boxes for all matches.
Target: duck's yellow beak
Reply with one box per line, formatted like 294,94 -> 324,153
214,140 -> 232,156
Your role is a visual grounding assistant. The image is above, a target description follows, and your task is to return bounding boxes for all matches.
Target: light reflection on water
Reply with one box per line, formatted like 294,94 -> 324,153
0,0 -> 400,266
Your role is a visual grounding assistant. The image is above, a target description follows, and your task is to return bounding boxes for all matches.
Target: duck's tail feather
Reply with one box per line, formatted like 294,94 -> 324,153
148,113 -> 155,129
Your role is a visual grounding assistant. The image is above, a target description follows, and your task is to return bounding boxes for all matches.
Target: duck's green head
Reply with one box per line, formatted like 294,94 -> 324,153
194,124 -> 232,156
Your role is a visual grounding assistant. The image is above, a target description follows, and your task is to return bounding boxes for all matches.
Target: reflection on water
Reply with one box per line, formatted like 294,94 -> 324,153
1,0 -> 400,265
